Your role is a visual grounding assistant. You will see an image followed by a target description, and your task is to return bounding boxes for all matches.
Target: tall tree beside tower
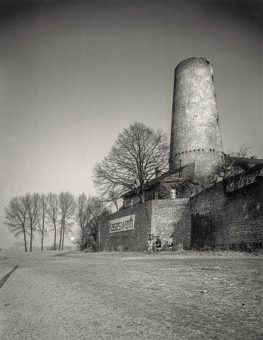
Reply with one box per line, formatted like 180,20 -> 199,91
94,122 -> 169,203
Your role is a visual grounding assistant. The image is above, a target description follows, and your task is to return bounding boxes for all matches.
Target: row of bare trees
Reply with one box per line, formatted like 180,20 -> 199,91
5,192 -> 107,252
5,123 -> 169,252
5,194 -> 47,252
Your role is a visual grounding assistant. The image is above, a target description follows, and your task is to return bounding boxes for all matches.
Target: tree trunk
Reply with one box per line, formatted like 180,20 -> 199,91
58,223 -> 63,250
41,208 -> 45,251
81,227 -> 86,250
61,225 -> 65,251
41,232 -> 44,251
114,201 -> 119,211
140,192 -> 145,204
53,223 -> 57,250
23,226 -> 27,252
30,226 -> 33,252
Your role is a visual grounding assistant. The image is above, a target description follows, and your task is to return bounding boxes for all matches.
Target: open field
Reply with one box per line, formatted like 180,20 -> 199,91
0,250 -> 262,339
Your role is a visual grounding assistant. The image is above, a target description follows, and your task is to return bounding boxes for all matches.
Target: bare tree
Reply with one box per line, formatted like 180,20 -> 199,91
94,122 -> 169,203
58,192 -> 75,251
24,193 -> 41,252
75,193 -> 89,250
4,196 -> 28,252
230,142 -> 253,158
99,184 -> 122,211
46,193 -> 59,250
75,195 -> 109,251
37,194 -> 48,251
209,143 -> 255,185
84,196 -> 109,251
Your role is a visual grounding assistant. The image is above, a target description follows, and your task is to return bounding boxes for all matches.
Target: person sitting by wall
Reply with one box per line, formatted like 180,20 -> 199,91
155,237 -> 162,251
168,235 -> 174,250
147,234 -> 155,252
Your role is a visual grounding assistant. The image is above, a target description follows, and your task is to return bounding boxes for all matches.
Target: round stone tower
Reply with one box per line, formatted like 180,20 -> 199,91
169,57 -> 223,184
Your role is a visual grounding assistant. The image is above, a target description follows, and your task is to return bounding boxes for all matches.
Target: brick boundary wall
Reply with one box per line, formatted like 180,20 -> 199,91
151,199 -> 191,249
98,199 -> 191,251
190,177 -> 263,249
98,202 -> 152,251
98,174 -> 262,252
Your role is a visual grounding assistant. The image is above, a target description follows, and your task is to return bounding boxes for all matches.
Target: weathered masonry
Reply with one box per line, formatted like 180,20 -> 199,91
190,166 -> 263,249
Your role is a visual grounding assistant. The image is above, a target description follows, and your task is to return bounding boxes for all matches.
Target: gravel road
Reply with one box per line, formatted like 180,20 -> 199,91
0,251 -> 262,339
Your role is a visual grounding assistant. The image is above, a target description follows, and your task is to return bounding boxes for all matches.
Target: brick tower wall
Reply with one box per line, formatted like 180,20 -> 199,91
170,57 -> 223,184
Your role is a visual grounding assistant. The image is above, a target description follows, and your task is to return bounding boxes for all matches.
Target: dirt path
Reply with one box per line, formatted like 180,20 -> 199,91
0,252 -> 262,339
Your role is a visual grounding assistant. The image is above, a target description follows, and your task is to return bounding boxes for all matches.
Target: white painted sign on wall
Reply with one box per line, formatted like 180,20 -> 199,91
109,215 -> 135,233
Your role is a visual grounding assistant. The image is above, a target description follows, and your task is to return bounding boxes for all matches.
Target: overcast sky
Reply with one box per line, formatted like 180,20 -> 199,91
0,0 -> 262,248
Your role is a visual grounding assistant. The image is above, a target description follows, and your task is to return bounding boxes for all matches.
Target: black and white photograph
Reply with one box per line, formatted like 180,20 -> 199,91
0,0 -> 262,339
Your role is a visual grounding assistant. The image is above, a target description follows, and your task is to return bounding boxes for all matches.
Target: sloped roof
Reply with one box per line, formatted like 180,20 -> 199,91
122,162 -> 195,198
225,155 -> 263,170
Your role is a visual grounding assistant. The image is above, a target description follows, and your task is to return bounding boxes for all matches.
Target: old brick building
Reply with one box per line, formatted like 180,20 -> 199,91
97,57 -> 263,251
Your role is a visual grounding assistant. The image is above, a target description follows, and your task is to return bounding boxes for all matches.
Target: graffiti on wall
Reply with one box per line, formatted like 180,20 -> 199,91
109,215 -> 135,233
